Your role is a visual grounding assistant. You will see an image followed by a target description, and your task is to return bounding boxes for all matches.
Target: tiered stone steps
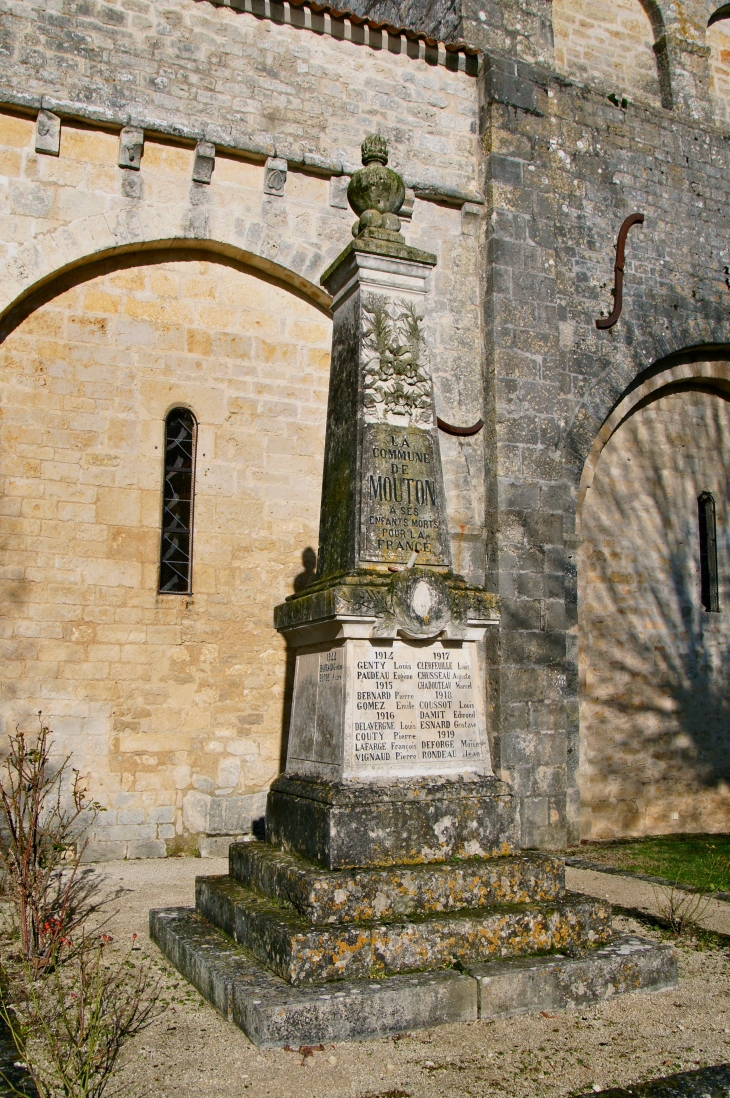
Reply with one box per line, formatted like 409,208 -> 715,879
151,840 -> 678,1044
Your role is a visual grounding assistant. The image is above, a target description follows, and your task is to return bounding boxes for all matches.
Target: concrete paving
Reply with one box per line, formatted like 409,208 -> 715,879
566,866 -> 730,937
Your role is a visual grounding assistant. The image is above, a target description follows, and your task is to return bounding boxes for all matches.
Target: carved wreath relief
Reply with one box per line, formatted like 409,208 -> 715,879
362,294 -> 433,425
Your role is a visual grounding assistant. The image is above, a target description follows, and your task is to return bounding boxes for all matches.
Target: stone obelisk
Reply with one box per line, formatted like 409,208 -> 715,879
151,137 -> 677,1049
269,134 -> 518,868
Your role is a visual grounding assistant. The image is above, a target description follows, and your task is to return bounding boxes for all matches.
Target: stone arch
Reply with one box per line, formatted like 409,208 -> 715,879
576,358 -> 730,838
564,328 -> 730,498
577,354 -> 730,528
0,214 -> 333,337
552,0 -> 669,109
707,5 -> 730,127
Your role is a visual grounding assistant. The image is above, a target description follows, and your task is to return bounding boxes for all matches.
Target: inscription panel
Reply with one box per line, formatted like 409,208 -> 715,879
347,639 -> 491,777
287,645 -> 345,777
360,423 -> 450,565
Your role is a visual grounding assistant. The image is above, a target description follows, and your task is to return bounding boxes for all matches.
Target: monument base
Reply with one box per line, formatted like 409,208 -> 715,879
151,839 -> 677,1046
266,773 -> 519,869
151,907 -> 676,1049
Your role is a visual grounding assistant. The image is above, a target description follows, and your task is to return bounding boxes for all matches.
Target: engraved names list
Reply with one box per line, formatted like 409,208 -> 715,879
348,639 -> 486,775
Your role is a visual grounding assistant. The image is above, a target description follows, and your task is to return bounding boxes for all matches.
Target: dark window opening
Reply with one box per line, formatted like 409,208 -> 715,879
698,491 -> 720,613
159,408 -> 197,594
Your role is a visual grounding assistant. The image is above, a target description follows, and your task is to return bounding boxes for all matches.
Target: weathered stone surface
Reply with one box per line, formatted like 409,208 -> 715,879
118,126 -> 144,170
151,908 -> 675,1048
34,109 -> 60,155
282,634 -> 493,784
229,841 -> 565,923
195,874 -> 611,985
150,906 -> 478,1046
266,774 -> 519,869
274,571 -> 498,634
469,935 -> 678,1019
192,140 -> 215,183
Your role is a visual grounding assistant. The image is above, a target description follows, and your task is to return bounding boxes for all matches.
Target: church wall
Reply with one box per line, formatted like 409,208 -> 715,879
0,250 -> 332,860
3,0 -> 730,855
578,387 -> 730,838
0,11 -> 486,856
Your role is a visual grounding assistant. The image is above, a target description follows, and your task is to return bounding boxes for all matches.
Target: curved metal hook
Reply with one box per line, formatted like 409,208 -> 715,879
709,3 -> 730,25
595,212 -> 644,330
436,416 -> 484,437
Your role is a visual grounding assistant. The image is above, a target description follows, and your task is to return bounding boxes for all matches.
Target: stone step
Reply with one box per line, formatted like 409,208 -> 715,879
150,906 -> 677,1048
195,874 -> 612,985
229,840 -> 565,924
470,937 -> 679,1019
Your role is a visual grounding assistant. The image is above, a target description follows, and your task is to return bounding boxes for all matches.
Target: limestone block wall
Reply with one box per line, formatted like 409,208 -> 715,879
552,0 -> 662,108
708,18 -> 730,126
0,237 -> 333,859
578,386 -> 730,837
481,51 -> 730,848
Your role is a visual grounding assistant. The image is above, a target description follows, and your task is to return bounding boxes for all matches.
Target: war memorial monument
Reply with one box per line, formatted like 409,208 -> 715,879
150,137 -> 677,1047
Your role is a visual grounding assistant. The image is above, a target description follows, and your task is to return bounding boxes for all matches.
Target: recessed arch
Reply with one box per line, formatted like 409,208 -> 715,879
0,239 -> 331,346
577,356 -> 730,531
0,242 -> 332,349
0,244 -> 333,849
707,8 -> 730,127
552,0 -> 670,110
565,341 -> 730,490
0,226 -> 333,346
577,361 -> 730,838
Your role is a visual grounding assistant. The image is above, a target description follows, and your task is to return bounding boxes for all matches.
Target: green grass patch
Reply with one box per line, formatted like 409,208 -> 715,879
572,834 -> 730,892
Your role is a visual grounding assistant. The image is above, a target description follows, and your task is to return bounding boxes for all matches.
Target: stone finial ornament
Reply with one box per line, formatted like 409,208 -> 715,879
347,134 -> 406,237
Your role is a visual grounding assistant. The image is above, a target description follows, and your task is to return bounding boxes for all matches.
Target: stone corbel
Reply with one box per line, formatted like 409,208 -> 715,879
118,127 -> 144,170
192,140 -> 216,183
35,110 -> 60,156
264,156 -> 287,196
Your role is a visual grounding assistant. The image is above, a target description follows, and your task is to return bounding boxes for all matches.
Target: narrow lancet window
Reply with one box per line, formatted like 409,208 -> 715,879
159,408 -> 197,594
698,491 -> 720,613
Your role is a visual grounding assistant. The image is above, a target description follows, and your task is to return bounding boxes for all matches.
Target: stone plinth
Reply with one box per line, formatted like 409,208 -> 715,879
266,774 -> 517,869
150,838 -> 677,1046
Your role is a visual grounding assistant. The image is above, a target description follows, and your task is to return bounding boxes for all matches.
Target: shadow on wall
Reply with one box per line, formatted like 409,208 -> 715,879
578,383 -> 730,838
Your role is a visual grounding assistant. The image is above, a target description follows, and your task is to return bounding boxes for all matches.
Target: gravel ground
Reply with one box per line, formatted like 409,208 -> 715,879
93,856 -> 730,1098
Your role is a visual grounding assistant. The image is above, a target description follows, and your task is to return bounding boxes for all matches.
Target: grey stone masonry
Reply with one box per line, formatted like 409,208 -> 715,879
478,47 -> 730,847
150,907 -> 677,1046
228,841 -> 565,922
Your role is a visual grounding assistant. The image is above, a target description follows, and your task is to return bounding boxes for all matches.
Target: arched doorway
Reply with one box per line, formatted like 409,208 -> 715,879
578,375 -> 730,839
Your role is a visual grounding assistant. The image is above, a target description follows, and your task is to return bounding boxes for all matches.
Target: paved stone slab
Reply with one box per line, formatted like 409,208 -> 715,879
230,840 -> 565,923
196,874 -> 612,984
468,934 -> 678,1019
149,907 -> 478,1047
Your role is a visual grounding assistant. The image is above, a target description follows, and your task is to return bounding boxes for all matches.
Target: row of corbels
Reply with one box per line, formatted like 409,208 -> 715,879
33,108 -> 291,192
32,111 -> 420,215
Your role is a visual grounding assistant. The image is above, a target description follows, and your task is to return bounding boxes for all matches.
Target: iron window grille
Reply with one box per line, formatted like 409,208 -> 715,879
698,491 -> 720,613
159,407 -> 197,594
